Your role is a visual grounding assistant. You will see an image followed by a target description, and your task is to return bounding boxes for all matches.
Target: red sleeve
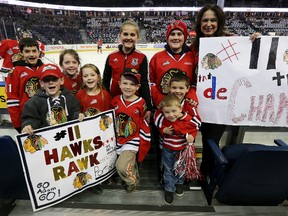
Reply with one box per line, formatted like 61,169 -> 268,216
186,86 -> 198,104
5,68 -> 22,128
153,109 -> 165,135
174,117 -> 198,140
149,55 -> 165,107
0,40 -> 8,58
103,89 -> 112,111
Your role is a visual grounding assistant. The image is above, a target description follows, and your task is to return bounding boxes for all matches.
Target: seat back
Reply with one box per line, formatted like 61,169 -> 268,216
0,135 -> 29,199
216,144 -> 288,205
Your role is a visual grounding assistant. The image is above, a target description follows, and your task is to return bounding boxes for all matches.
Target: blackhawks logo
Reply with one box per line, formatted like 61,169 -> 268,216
116,113 -> 137,138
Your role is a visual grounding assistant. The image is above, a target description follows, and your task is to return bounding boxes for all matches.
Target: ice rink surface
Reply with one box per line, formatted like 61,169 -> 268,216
43,50 -> 158,76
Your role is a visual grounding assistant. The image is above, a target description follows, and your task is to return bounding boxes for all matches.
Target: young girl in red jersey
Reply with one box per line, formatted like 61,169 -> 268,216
59,49 -> 82,95
76,63 -> 112,116
103,19 -> 152,122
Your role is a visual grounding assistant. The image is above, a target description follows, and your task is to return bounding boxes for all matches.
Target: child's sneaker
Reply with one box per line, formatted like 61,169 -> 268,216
164,191 -> 174,205
89,185 -> 103,194
175,184 -> 184,197
126,184 -> 137,193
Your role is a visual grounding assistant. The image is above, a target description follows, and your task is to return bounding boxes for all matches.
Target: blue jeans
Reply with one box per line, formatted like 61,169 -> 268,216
162,147 -> 184,192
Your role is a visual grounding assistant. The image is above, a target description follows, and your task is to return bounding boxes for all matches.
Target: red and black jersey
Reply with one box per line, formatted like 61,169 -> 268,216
0,39 -> 21,69
154,109 -> 200,151
5,61 -> 44,128
63,74 -> 82,95
75,89 -> 112,116
111,95 -> 150,160
149,44 -> 198,107
103,45 -> 152,110
181,98 -> 201,124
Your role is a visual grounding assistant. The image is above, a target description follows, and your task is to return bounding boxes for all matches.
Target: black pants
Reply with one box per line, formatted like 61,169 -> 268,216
200,122 -> 227,178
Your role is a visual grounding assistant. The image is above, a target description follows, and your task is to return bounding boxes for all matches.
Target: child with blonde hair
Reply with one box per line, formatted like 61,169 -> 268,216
154,93 -> 201,205
76,63 -> 112,116
59,49 -> 82,95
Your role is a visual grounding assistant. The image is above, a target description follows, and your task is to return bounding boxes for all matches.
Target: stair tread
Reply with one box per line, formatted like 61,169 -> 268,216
62,188 -> 208,207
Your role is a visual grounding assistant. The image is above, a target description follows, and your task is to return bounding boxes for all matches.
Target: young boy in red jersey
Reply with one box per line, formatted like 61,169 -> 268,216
154,93 -> 200,205
110,69 -> 150,193
5,38 -> 44,133
169,73 -> 201,123
21,64 -> 84,135
149,20 -> 198,107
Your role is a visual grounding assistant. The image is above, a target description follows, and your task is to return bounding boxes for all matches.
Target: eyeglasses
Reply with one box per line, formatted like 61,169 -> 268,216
42,76 -> 59,83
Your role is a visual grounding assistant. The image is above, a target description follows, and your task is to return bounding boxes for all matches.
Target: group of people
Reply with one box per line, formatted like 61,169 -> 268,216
1,4 -> 261,205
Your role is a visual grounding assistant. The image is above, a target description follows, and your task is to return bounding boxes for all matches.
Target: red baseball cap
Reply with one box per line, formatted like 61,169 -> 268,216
40,64 -> 63,80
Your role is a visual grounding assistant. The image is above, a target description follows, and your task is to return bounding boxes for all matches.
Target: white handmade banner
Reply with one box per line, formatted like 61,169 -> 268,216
197,36 -> 288,127
16,109 -> 117,211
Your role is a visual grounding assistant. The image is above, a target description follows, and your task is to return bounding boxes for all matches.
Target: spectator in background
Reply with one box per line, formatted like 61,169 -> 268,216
0,28 -> 33,70
97,38 -> 103,54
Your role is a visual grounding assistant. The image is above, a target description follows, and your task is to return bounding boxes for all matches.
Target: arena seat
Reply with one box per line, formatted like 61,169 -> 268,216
0,135 -> 29,199
204,138 -> 288,206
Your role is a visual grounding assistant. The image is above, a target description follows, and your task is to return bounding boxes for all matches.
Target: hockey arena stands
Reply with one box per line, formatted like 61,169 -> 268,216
1,4 -> 288,45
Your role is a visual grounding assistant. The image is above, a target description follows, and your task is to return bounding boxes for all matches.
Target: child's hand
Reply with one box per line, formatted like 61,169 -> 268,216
185,98 -> 198,107
144,111 -> 151,124
163,125 -> 173,135
22,125 -> 34,135
186,134 -> 195,143
78,113 -> 85,122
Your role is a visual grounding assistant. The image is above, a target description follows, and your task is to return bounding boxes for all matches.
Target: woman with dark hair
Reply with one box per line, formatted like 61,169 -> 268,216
190,4 -> 260,179
191,4 -> 231,55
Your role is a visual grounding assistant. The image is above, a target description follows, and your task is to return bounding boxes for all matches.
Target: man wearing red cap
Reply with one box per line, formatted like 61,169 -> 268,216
149,20 -> 198,107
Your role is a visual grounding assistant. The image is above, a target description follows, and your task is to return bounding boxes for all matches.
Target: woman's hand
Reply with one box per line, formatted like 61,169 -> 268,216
250,32 -> 261,42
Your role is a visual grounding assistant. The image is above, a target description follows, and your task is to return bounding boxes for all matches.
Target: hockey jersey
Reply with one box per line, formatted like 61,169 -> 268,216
181,98 -> 202,124
111,95 -> 151,162
6,60 -> 44,128
103,45 -> 152,110
75,89 -> 112,116
0,39 -> 21,69
149,44 -> 198,107
63,73 -> 82,95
